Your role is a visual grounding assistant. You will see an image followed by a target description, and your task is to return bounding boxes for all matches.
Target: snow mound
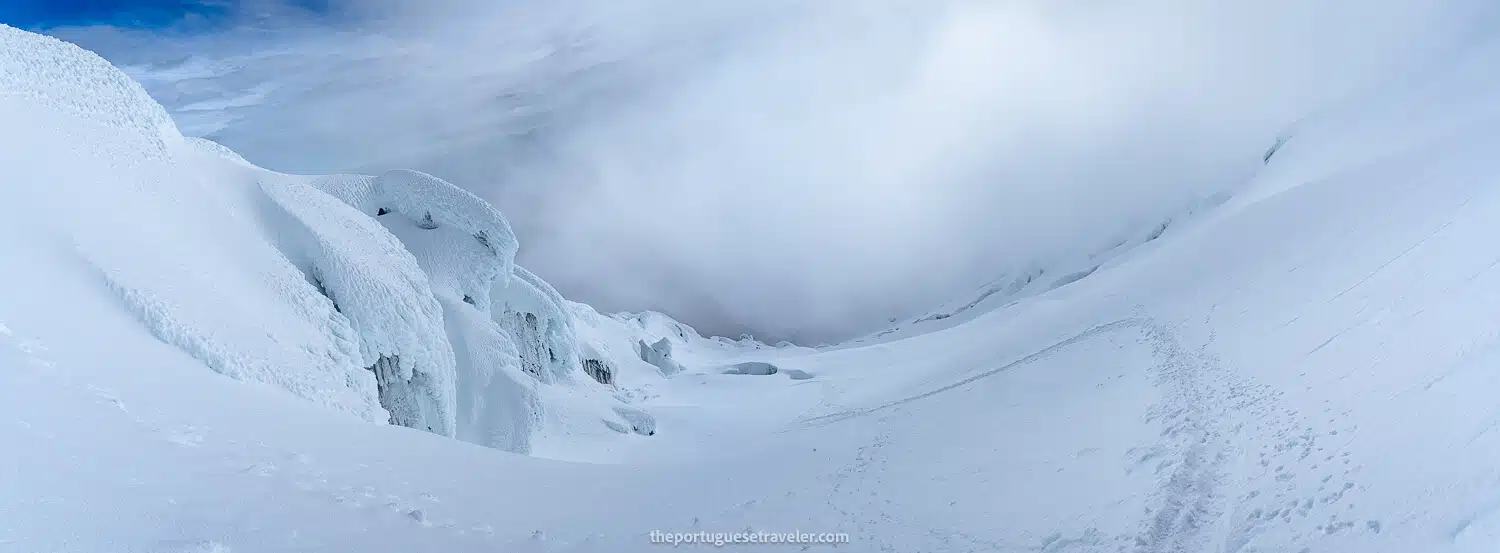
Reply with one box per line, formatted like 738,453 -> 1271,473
0,25 -> 178,158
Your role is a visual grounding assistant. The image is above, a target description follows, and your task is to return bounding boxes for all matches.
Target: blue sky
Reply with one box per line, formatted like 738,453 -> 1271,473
0,0 -> 227,29
0,0 -> 339,30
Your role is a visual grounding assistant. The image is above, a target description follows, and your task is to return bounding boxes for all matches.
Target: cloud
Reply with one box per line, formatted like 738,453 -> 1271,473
49,0 -> 1500,343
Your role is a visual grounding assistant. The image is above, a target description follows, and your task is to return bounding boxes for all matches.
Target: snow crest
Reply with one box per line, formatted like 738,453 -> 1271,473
0,25 -> 178,158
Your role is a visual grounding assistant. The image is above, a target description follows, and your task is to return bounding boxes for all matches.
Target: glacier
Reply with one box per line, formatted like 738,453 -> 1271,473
10,19 -> 1500,553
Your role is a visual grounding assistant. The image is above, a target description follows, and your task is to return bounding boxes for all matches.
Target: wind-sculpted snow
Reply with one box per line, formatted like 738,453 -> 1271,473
637,337 -> 683,376
442,295 -> 542,454
328,173 -> 561,451
0,23 -> 665,451
512,266 -> 579,338
496,266 -> 583,384
375,169 -> 520,280
307,170 -> 519,251
0,25 -> 394,424
302,164 -> 654,450
260,176 -> 458,436
299,161 -> 655,449
0,25 -> 178,159
308,170 -> 519,311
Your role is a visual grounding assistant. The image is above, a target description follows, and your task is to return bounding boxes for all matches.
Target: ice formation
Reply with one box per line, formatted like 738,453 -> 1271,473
0,23 -> 660,452
495,266 -> 583,385
637,337 -> 683,376
260,176 -> 458,436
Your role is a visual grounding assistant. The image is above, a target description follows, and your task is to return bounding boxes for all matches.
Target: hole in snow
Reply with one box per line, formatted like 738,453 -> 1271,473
462,295 -> 476,306
376,207 -> 390,216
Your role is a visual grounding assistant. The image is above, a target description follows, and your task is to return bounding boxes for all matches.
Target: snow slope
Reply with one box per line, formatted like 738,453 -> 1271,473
0,24 -> 652,456
10,22 -> 1500,553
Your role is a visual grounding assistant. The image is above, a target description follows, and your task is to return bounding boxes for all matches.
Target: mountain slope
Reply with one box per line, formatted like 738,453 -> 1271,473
7,23 -> 1500,553
0,23 -> 671,459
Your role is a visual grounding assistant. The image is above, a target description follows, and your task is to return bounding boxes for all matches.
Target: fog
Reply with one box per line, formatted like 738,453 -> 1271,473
50,0 -> 1499,343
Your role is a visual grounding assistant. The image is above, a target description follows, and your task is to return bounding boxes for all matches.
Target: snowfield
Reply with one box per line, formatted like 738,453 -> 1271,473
8,22 -> 1500,553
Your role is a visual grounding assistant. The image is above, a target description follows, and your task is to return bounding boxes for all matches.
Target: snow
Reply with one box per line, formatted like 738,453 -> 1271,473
0,25 -> 388,424
308,169 -> 519,311
372,169 -> 520,279
183,136 -> 255,167
443,294 -> 542,454
0,25 -> 178,158
496,265 -> 583,384
0,22 -> 635,450
260,175 -> 458,436
722,361 -> 779,376
637,336 -> 684,376
851,192 -> 1231,347
13,21 -> 1500,553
